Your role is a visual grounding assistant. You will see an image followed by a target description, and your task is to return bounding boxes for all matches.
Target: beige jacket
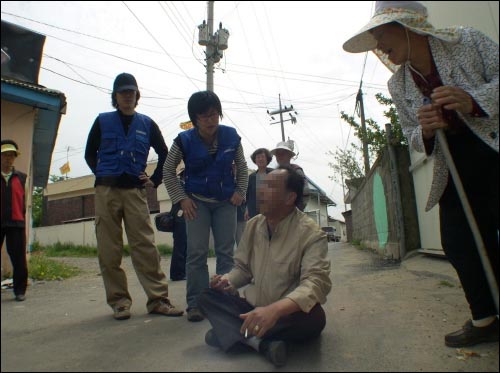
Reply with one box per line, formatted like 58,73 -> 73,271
227,208 -> 331,313
388,27 -> 499,211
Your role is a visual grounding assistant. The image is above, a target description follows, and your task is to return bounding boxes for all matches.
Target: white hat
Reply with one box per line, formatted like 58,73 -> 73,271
270,140 -> 295,157
343,1 -> 460,72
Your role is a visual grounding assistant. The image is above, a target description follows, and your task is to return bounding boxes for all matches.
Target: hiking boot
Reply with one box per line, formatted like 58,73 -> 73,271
187,308 -> 205,322
15,294 -> 26,302
149,299 -> 184,317
260,340 -> 287,367
205,329 -> 221,348
445,318 -> 499,347
113,305 -> 131,320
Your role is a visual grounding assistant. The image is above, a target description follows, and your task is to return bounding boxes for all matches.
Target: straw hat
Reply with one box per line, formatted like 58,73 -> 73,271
343,1 -> 460,71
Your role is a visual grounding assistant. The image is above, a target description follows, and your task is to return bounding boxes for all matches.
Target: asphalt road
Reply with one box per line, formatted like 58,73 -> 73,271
1,242 -> 498,371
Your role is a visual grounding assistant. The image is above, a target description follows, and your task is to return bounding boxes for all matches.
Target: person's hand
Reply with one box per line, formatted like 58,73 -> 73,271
240,306 -> 280,339
139,172 -> 154,187
230,192 -> 244,206
417,103 -> 448,140
430,86 -> 474,114
180,198 -> 197,220
210,274 -> 234,293
244,209 -> 249,221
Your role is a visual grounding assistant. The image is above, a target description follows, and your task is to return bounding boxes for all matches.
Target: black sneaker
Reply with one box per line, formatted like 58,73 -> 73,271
187,308 -> 205,322
205,329 -> 221,348
260,340 -> 287,367
15,294 -> 26,302
445,318 -> 499,347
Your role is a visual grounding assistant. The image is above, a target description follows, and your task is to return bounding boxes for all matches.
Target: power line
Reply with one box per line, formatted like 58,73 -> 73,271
121,1 -> 200,91
1,11 -> 163,54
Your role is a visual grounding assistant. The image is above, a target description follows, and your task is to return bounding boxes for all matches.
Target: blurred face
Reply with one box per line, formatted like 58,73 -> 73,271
257,170 -> 295,217
1,151 -> 17,171
116,90 -> 137,113
255,153 -> 268,168
371,23 -> 408,65
274,149 -> 293,166
196,108 -> 220,139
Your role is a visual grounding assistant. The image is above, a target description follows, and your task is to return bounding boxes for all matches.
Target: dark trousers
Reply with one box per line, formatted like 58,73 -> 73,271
1,227 -> 28,296
170,213 -> 187,280
198,288 -> 326,352
439,130 -> 499,320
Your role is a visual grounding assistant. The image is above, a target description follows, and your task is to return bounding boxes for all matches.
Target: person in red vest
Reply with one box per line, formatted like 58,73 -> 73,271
1,140 -> 28,301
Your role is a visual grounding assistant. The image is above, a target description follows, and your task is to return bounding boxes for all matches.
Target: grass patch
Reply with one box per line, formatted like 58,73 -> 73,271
32,241 -> 97,257
438,280 -> 454,288
28,253 -> 81,281
32,241 -> 215,258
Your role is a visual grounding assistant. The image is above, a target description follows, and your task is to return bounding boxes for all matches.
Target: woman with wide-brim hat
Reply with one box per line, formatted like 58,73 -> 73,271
344,1 -> 499,348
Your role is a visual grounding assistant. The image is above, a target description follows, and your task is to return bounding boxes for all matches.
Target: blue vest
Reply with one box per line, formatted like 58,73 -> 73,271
180,125 -> 240,201
96,111 -> 151,178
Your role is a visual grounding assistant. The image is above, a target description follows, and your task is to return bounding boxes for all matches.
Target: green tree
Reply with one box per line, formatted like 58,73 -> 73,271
31,175 -> 67,227
329,93 -> 407,188
340,93 -> 407,161
32,186 -> 44,227
327,147 -> 364,186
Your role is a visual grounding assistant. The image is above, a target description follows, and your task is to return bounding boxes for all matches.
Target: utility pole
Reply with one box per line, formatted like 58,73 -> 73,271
356,88 -> 370,175
267,94 -> 297,141
198,1 -> 230,92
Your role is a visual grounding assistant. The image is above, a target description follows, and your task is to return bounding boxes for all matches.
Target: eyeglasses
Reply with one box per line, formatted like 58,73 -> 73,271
197,111 -> 219,121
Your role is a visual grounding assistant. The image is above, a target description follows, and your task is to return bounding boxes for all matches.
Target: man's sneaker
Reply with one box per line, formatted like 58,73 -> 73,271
260,340 -> 287,367
113,306 -> 131,320
149,299 -> 184,317
445,318 -> 499,347
15,294 -> 26,302
205,329 -> 221,348
187,308 -> 205,322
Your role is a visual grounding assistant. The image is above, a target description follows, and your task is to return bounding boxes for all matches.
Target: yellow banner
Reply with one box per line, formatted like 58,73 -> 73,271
59,162 -> 71,175
179,121 -> 193,130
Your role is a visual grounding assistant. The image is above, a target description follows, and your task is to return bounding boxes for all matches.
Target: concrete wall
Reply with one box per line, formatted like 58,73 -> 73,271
350,146 -> 420,259
33,214 -> 174,248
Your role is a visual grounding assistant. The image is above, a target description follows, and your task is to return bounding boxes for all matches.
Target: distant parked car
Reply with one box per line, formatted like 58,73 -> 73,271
321,226 -> 336,242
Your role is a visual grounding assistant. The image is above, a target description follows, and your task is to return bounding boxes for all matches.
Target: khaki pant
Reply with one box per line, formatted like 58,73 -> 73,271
95,186 -> 169,312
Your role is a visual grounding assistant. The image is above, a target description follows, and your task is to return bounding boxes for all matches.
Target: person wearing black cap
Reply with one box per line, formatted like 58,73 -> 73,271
85,73 -> 183,320
1,139 -> 28,302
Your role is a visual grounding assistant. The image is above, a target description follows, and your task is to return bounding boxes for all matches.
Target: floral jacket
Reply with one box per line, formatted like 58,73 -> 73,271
388,27 -> 499,211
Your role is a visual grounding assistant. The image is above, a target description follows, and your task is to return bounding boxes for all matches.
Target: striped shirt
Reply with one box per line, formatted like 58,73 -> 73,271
163,136 -> 248,204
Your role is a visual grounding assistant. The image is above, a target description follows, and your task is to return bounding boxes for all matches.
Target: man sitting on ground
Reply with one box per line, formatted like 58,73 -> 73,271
197,165 -> 332,367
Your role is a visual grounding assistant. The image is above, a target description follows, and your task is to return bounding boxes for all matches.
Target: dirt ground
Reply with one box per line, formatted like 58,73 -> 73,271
1,242 -> 498,372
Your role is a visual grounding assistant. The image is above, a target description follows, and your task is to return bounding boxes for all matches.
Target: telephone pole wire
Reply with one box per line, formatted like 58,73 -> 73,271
267,94 -> 297,141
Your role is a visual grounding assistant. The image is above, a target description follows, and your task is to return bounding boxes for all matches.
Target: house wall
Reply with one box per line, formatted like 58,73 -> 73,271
1,100 -> 36,277
330,221 -> 347,242
304,194 -> 329,228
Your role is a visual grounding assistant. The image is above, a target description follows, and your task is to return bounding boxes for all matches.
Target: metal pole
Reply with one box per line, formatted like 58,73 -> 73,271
357,88 -> 370,175
206,1 -> 214,92
279,94 -> 285,141
436,128 -> 499,313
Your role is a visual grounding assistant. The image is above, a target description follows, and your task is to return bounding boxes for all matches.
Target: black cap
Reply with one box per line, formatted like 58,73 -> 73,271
113,73 -> 138,93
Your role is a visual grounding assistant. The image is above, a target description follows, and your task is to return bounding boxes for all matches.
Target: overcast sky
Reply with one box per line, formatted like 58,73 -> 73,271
1,1 -> 393,220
